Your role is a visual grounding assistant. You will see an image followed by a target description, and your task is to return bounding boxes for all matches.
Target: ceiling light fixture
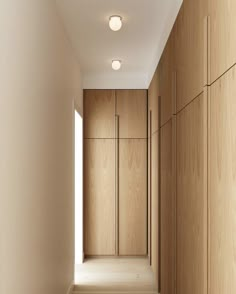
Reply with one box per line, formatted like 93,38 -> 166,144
112,60 -> 122,70
109,15 -> 122,31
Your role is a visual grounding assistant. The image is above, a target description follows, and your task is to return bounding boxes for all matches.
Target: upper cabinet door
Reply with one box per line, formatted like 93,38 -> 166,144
84,90 -> 115,138
148,69 -> 160,135
209,0 -> 236,84
175,0 -> 207,112
160,29 -> 175,126
116,90 -> 147,138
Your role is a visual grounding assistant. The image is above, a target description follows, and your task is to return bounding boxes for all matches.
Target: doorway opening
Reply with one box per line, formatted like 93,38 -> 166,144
75,110 -> 83,266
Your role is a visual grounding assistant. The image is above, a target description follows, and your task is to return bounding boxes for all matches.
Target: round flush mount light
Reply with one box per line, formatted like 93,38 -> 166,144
109,15 -> 122,31
112,60 -> 122,70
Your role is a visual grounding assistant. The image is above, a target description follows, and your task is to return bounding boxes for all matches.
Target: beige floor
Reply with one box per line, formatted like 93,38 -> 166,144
74,257 -> 158,293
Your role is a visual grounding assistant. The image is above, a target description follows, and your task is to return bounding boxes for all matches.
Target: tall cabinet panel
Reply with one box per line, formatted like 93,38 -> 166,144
209,66 -> 236,294
209,0 -> 236,83
176,94 -> 207,294
161,118 -> 176,294
175,0 -> 207,111
84,139 -> 116,255
84,90 -> 115,138
116,90 -> 147,138
151,131 -> 159,285
119,139 -> 147,255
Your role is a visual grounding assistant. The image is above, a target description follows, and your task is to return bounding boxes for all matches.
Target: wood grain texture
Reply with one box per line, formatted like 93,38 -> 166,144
84,90 -> 115,138
209,66 -> 236,294
119,139 -> 147,255
161,118 -> 176,294
151,131 -> 159,287
208,0 -> 236,84
74,257 -> 158,292
84,139 -> 115,255
175,0 -> 207,112
116,90 -> 147,139
148,69 -> 160,134
160,30 -> 175,126
176,93 -> 207,294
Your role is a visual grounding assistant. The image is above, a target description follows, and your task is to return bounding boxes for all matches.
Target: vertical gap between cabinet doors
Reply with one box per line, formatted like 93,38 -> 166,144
115,90 -> 119,256
146,90 -> 150,258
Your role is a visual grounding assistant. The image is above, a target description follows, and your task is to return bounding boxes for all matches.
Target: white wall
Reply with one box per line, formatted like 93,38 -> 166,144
0,1 -> 82,293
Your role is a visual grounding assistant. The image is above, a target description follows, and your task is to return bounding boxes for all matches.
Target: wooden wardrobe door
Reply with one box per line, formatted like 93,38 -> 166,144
209,0 -> 236,84
161,118 -> 176,294
175,0 -> 207,111
84,90 -> 115,138
119,139 -> 147,255
151,131 -> 159,286
84,139 -> 115,255
116,90 -> 147,138
149,70 -> 160,134
160,30 -> 175,127
176,94 -> 207,294
209,67 -> 236,294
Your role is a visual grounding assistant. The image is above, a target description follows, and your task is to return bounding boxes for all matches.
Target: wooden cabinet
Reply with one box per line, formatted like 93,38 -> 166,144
148,69 -> 160,134
116,90 -> 147,138
161,118 -> 176,294
160,30 -> 176,126
176,93 -> 207,294
119,139 -> 147,255
209,66 -> 236,294
208,0 -> 236,84
175,0 -> 207,112
151,131 -> 159,286
84,90 -> 147,257
84,139 -> 116,255
84,90 -> 115,138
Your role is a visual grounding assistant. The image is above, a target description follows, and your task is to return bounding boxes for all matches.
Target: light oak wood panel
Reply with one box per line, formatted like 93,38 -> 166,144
84,90 -> 115,138
151,131 -> 159,286
84,139 -> 115,255
161,118 -> 176,294
119,139 -> 147,255
116,90 -> 147,138
209,66 -> 236,294
176,93 -> 207,294
148,69 -> 160,134
160,29 -> 176,126
208,0 -> 236,84
175,0 -> 207,111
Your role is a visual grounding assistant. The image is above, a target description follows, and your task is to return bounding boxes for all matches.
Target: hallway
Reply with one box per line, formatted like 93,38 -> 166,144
1,0 -> 236,294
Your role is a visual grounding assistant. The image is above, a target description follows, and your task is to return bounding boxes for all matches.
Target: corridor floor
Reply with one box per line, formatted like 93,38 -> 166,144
74,257 -> 158,293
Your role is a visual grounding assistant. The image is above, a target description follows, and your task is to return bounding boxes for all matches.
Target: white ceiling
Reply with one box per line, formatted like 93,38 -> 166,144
56,0 -> 182,89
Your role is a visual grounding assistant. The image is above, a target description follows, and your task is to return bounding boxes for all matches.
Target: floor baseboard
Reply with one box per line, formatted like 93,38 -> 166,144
67,282 -> 74,294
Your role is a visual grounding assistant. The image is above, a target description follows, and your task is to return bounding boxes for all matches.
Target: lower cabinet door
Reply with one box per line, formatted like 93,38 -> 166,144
209,66 -> 236,294
84,139 -> 115,256
176,93 -> 207,294
161,119 -> 176,294
119,139 -> 147,255
151,131 -> 159,285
